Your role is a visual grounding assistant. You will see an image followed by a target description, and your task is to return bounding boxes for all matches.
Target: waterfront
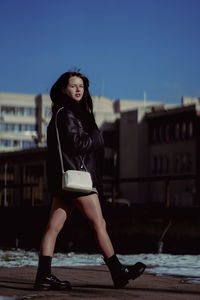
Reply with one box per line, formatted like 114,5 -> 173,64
0,249 -> 200,282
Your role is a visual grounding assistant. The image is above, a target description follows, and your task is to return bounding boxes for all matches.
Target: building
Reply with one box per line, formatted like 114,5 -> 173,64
2,92 -> 199,207
0,93 -> 38,151
119,97 -> 200,207
0,147 -> 47,207
146,97 -> 200,207
0,92 -> 163,152
0,92 -> 164,207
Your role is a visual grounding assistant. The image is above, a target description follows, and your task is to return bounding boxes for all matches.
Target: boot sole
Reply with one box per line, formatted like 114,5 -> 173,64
114,279 -> 129,289
114,263 -> 146,289
34,284 -> 71,291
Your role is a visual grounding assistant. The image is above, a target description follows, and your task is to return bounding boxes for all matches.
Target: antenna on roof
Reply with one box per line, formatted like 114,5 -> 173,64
143,91 -> 147,110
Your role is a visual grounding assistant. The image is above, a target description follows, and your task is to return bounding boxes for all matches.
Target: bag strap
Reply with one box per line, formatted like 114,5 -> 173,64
55,107 -> 65,174
80,156 -> 88,171
55,107 -> 87,173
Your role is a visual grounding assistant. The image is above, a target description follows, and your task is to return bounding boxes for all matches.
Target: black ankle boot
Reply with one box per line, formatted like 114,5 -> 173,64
104,254 -> 146,289
34,255 -> 71,291
34,274 -> 71,291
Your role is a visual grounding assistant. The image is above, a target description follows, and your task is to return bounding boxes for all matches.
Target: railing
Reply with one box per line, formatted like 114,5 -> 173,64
0,183 -> 38,207
104,173 -> 199,207
1,174 -> 199,207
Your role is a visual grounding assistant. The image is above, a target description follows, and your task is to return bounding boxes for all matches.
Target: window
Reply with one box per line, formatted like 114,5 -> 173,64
163,155 -> 169,173
152,155 -> 169,175
151,124 -> 170,143
186,154 -> 192,171
0,139 -> 36,149
152,127 -> 158,143
174,123 -> 180,140
13,140 -> 20,147
151,156 -> 157,174
0,139 -> 13,147
0,123 -> 35,132
159,126 -> 164,142
174,154 -> 181,173
1,106 -> 15,115
16,107 -> 24,116
181,122 -> 186,139
22,141 -> 36,149
165,124 -> 170,142
1,106 -> 35,116
24,107 -> 35,116
187,121 -> 194,139
157,156 -> 163,174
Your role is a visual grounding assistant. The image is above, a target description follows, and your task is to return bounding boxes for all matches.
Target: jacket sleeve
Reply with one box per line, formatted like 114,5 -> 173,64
58,109 -> 104,155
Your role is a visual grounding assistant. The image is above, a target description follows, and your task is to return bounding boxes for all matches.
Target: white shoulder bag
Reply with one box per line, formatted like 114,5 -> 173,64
55,107 -> 93,193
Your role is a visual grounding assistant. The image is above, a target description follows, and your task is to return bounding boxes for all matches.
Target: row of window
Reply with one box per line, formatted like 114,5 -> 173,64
152,153 -> 192,174
150,121 -> 194,143
0,123 -> 36,132
0,139 -> 36,149
0,164 -> 45,207
1,106 -> 35,116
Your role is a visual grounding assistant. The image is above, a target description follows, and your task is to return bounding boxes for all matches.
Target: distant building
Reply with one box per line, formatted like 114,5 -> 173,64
119,97 -> 200,207
2,92 -> 199,207
146,97 -> 200,207
0,92 -> 163,152
0,92 -> 162,203
0,147 -> 47,207
0,93 -> 38,151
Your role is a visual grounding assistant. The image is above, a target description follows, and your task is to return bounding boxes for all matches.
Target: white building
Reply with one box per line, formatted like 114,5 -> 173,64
0,92 -> 163,152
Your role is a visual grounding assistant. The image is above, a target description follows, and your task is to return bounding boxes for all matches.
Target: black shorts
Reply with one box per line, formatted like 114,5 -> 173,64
52,188 -> 98,201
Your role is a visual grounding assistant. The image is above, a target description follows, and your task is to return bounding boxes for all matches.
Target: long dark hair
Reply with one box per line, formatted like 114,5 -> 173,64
50,70 -> 94,115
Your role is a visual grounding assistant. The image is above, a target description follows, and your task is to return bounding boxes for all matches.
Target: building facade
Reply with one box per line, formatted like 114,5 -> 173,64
1,92 -> 200,207
0,93 -> 38,151
118,97 -> 200,207
146,98 -> 200,207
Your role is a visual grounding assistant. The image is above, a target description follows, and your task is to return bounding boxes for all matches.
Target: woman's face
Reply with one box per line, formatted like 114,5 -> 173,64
62,76 -> 84,102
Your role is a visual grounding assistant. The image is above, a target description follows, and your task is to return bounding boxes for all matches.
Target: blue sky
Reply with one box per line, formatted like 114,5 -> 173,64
0,0 -> 200,104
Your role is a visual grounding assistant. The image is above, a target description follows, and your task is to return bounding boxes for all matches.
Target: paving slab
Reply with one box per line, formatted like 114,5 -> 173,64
0,265 -> 200,299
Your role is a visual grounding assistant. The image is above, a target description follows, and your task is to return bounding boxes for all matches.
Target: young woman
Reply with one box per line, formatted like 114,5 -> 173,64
34,70 -> 146,291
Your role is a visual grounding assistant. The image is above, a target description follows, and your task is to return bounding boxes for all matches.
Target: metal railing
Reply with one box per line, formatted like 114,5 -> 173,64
1,174 -> 199,207
104,173 -> 199,207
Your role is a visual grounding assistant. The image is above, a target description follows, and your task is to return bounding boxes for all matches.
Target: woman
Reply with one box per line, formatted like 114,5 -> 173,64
34,70 -> 146,291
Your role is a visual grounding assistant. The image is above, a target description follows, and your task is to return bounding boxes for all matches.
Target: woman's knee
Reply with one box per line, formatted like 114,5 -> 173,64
46,202 -> 68,236
92,217 -> 107,232
101,217 -> 106,229
46,220 -> 64,236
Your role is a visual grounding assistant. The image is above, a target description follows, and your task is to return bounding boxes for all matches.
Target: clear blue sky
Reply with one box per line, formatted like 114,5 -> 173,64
0,0 -> 200,104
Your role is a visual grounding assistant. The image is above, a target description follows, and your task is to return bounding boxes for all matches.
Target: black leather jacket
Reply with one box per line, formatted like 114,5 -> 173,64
46,95 -> 104,196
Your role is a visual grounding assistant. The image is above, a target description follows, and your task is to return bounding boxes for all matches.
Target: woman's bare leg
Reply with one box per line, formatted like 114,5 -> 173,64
74,194 -> 146,289
35,196 -> 73,290
40,197 -> 73,256
74,193 -> 114,258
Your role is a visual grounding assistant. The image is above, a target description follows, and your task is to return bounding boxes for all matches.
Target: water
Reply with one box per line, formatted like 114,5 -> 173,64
0,249 -> 200,284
